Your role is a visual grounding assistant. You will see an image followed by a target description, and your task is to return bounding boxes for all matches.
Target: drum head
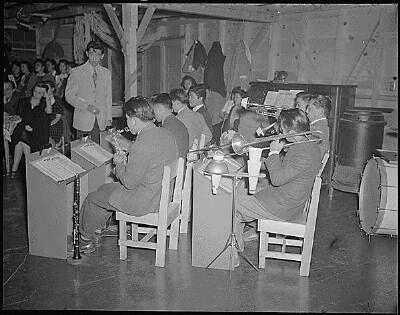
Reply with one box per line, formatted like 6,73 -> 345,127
359,158 -> 381,234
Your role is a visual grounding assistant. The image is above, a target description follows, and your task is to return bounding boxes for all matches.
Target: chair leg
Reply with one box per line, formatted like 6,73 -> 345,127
300,236 -> 314,277
119,220 -> 127,260
4,139 -> 10,174
169,217 -> 179,250
155,225 -> 167,267
259,231 -> 267,269
131,223 -> 138,241
180,170 -> 191,234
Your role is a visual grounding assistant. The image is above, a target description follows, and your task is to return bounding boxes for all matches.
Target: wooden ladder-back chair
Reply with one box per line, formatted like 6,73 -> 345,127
257,152 -> 329,276
180,138 -> 199,233
116,157 -> 185,267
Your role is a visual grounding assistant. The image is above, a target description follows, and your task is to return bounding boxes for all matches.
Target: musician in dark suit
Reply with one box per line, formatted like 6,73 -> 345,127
188,84 -> 215,143
77,96 -> 179,253
170,88 -> 212,147
151,93 -> 189,159
235,108 -> 321,251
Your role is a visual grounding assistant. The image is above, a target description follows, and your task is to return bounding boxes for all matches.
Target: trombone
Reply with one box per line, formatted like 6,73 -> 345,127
231,130 -> 322,155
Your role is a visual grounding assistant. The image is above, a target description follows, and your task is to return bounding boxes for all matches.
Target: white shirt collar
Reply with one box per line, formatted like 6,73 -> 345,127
192,104 -> 204,112
310,117 -> 327,125
177,107 -> 186,114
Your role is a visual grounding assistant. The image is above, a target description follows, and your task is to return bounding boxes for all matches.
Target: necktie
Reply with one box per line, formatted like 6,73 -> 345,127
93,68 -> 97,87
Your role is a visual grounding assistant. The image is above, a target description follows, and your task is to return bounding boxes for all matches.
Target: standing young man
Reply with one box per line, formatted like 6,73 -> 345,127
65,41 -> 112,144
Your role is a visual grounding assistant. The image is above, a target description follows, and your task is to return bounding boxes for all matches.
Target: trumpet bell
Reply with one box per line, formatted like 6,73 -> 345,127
231,133 -> 248,155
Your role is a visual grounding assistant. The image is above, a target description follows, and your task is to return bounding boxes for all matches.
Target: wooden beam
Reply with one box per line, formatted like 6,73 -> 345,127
138,3 -> 275,23
219,20 -> 226,55
122,3 -> 138,100
103,4 -> 126,52
137,7 -> 156,45
249,24 -> 268,54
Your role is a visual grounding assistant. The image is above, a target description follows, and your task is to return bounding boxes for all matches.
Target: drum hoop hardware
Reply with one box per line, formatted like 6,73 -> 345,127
379,185 -> 397,188
378,208 -> 397,212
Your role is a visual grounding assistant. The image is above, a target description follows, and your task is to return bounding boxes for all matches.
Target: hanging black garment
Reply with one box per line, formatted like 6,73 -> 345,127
204,41 -> 226,97
192,40 -> 208,70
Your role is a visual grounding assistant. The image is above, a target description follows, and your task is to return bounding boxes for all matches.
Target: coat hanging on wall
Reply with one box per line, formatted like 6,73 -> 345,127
42,22 -> 64,62
182,40 -> 208,73
204,41 -> 226,98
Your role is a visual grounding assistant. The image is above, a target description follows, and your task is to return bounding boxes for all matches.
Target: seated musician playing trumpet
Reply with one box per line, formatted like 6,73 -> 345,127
75,96 -> 179,253
235,108 -> 321,252
306,95 -> 331,157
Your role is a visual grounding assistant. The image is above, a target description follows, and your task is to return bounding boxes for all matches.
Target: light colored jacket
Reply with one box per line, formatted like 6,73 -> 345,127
65,61 -> 112,131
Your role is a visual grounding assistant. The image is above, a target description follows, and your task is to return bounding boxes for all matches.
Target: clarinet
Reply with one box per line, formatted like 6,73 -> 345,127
72,174 -> 82,260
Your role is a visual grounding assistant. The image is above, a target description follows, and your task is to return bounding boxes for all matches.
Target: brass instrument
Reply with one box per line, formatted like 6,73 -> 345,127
241,97 -> 284,117
72,174 -> 81,260
231,130 -> 322,155
115,127 -> 130,133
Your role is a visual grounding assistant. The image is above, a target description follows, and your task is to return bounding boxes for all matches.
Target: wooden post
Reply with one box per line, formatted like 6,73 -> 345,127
371,9 -> 384,107
267,18 -> 280,81
198,22 -> 206,45
333,10 -> 346,84
122,3 -> 138,100
298,13 -> 310,82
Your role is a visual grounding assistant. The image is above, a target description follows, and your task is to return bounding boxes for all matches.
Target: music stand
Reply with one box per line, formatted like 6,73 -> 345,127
203,171 -> 266,275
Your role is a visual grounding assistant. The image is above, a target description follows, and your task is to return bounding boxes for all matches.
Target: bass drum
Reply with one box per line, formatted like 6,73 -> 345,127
358,157 -> 398,236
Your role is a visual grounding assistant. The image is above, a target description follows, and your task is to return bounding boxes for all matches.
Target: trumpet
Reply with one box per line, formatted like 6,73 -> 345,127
241,97 -> 284,112
231,130 -> 322,155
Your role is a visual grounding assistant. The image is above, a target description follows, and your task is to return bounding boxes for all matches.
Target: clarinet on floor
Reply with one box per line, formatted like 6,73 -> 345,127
72,174 -> 82,260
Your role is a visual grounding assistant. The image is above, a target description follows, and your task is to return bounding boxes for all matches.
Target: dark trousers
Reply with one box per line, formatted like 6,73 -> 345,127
76,118 -> 101,144
79,183 -> 120,240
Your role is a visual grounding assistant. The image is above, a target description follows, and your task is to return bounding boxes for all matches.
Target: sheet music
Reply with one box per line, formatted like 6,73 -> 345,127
263,91 -> 279,105
31,153 -> 86,183
74,142 -> 113,167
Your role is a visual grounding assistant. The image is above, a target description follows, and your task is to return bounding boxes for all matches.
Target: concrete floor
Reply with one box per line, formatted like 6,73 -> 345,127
2,173 -> 398,311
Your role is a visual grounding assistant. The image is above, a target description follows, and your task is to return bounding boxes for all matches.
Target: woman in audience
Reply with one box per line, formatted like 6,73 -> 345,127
10,82 -> 51,178
44,80 -> 64,148
181,75 -> 197,96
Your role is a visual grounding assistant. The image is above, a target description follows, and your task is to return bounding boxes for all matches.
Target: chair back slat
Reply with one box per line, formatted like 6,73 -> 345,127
199,133 -> 206,150
317,152 -> 329,177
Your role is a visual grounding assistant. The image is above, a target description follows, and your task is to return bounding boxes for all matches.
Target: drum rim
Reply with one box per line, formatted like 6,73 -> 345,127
359,158 -> 381,234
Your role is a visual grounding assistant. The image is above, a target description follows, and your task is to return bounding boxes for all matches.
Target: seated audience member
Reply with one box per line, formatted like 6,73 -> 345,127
235,108 -> 321,253
10,82 -> 52,178
19,61 -> 34,98
55,59 -> 69,98
170,88 -> 212,147
10,61 -> 22,91
45,59 -> 57,80
77,96 -> 179,253
4,80 -> 21,116
306,95 -> 331,156
294,92 -> 313,112
188,85 -> 215,144
181,75 -> 197,96
25,59 -> 55,98
43,80 -> 64,148
151,93 -> 189,159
